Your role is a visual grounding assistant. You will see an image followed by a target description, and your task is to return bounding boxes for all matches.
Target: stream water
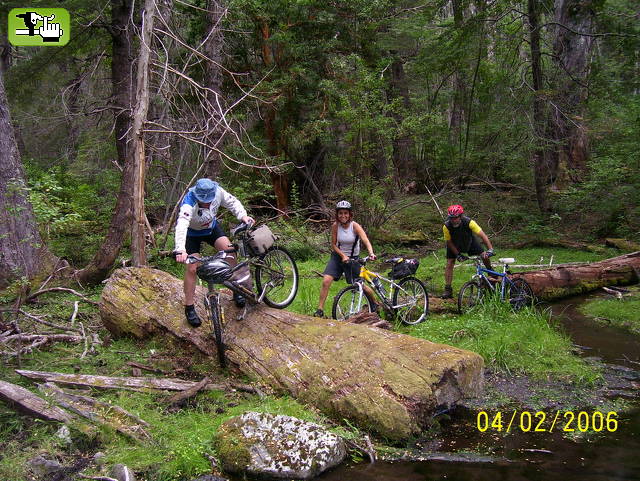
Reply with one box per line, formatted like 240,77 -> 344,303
318,293 -> 640,481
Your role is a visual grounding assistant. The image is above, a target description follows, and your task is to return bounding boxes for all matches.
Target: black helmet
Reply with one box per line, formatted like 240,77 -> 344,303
196,256 -> 233,283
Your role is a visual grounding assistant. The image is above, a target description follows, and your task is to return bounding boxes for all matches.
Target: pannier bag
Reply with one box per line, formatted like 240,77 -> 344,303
247,224 -> 277,255
389,258 -> 419,279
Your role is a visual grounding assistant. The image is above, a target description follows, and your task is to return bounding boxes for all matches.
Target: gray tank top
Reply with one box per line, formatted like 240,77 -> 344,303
337,222 -> 360,256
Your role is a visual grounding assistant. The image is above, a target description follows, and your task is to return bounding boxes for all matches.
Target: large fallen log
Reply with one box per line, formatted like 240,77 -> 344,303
99,267 -> 484,441
516,251 -> 640,300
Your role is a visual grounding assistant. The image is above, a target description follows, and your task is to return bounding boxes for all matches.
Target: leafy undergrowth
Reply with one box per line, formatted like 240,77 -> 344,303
579,287 -> 640,335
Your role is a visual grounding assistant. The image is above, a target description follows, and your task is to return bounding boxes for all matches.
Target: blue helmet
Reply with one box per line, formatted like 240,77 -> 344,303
190,178 -> 217,203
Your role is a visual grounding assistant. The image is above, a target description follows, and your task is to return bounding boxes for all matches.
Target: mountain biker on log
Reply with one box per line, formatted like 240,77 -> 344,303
314,201 -> 377,318
174,178 -> 254,327
441,204 -> 494,299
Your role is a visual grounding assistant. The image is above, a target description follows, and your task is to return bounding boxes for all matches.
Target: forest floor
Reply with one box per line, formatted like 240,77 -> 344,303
2,190 -> 640,480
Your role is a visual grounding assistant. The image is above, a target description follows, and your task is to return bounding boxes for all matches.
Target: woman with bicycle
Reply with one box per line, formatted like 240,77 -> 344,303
314,201 -> 377,318
175,178 -> 254,327
441,204 -> 494,299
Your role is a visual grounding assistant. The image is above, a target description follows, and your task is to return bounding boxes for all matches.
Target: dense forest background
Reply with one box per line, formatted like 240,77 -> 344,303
0,0 -> 638,288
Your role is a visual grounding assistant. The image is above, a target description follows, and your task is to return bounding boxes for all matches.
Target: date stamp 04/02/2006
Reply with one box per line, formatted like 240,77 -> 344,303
476,410 -> 619,433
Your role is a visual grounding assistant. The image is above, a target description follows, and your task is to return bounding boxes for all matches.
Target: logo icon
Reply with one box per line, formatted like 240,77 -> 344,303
8,8 -> 70,46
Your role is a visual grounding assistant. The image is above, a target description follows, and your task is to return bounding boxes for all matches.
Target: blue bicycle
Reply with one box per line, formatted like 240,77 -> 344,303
457,255 -> 535,313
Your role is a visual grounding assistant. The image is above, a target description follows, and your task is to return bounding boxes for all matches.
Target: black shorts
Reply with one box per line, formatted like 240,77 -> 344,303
185,223 -> 228,254
446,237 -> 484,259
323,252 -> 361,284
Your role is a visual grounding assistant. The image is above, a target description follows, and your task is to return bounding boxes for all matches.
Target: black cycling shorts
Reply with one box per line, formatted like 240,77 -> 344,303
446,237 -> 484,259
185,223 -> 228,254
322,252 -> 361,284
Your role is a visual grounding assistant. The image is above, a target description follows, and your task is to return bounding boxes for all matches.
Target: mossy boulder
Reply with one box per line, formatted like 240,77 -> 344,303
216,412 -> 346,479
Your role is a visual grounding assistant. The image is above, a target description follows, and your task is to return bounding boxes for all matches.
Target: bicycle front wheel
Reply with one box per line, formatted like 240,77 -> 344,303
207,295 -> 226,368
507,278 -> 535,310
392,276 -> 429,325
255,246 -> 299,308
332,284 -> 375,321
458,280 -> 483,313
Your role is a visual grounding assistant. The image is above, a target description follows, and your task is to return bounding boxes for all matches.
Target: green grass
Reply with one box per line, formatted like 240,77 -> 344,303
401,300 -> 601,385
579,292 -> 640,335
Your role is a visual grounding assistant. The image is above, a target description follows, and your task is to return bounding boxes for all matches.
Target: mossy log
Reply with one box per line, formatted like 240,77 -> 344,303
100,267 -> 484,440
515,251 -> 640,300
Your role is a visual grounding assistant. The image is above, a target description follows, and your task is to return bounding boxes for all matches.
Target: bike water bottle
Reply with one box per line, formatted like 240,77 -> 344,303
373,276 -> 385,295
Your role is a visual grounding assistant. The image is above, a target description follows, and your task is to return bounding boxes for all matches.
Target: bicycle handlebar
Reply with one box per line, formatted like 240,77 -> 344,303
230,220 -> 255,237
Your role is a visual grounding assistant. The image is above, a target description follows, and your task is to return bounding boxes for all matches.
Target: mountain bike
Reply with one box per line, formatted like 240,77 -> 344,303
331,257 -> 429,325
180,222 -> 299,367
457,255 -> 534,313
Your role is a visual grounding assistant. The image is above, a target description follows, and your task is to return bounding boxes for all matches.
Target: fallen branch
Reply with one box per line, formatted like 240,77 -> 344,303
166,376 -> 210,407
0,308 -> 81,333
25,287 -> 99,305
0,380 -> 76,423
39,383 -> 151,441
17,369 -> 230,392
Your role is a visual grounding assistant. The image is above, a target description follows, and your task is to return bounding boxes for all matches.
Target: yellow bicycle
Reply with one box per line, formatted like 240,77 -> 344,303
331,257 -> 429,325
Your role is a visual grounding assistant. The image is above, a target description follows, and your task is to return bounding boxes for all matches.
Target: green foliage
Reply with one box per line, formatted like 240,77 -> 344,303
580,291 -> 640,335
23,163 -> 119,265
405,301 -> 601,385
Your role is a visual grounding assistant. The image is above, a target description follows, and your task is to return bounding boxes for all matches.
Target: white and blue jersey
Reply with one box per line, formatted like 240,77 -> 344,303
174,184 -> 247,252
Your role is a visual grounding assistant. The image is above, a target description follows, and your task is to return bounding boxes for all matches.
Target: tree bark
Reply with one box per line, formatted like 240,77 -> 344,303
0,380 -> 75,423
388,58 -> 414,186
527,0 -> 554,213
0,72 -> 58,289
550,0 -> 595,186
257,18 -> 289,214
75,0 -> 137,284
99,267 -> 484,441
130,0 -> 156,267
516,251 -> 640,300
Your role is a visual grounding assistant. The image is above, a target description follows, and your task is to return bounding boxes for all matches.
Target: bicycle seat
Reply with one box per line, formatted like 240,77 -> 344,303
499,258 -> 515,264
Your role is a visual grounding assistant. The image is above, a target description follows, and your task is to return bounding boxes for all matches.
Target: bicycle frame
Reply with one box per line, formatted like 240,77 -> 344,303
353,261 -> 418,311
469,257 -> 516,301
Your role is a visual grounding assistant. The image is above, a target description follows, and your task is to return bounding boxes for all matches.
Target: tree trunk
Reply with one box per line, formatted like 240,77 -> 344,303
516,251 -> 640,300
0,72 -> 58,289
388,58 -> 414,186
130,0 -> 156,267
527,0 -> 554,213
258,18 -> 289,214
75,0 -> 136,284
99,267 -> 484,441
551,0 -> 595,186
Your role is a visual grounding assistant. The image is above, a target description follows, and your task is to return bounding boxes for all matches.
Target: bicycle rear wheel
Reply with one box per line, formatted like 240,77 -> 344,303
332,284 -> 375,321
207,294 -> 226,368
506,278 -> 535,310
392,276 -> 429,325
255,246 -> 299,308
458,280 -> 483,313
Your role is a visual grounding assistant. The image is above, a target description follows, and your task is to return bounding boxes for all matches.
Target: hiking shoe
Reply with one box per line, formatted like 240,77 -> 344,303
233,292 -> 246,308
440,286 -> 453,299
185,305 -> 201,328
313,309 -> 325,318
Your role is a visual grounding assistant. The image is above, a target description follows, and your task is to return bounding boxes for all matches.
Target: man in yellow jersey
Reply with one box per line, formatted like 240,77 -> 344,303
441,204 -> 494,299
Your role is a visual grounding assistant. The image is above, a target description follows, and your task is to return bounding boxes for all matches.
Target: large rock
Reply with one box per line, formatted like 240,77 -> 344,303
216,412 -> 346,479
100,267 -> 484,440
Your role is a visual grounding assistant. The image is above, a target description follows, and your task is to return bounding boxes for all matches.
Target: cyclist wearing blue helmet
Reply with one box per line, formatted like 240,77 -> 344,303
175,178 -> 254,327
314,201 -> 377,318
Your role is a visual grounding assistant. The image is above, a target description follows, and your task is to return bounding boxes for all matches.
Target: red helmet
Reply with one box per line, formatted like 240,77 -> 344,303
447,205 -> 464,218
